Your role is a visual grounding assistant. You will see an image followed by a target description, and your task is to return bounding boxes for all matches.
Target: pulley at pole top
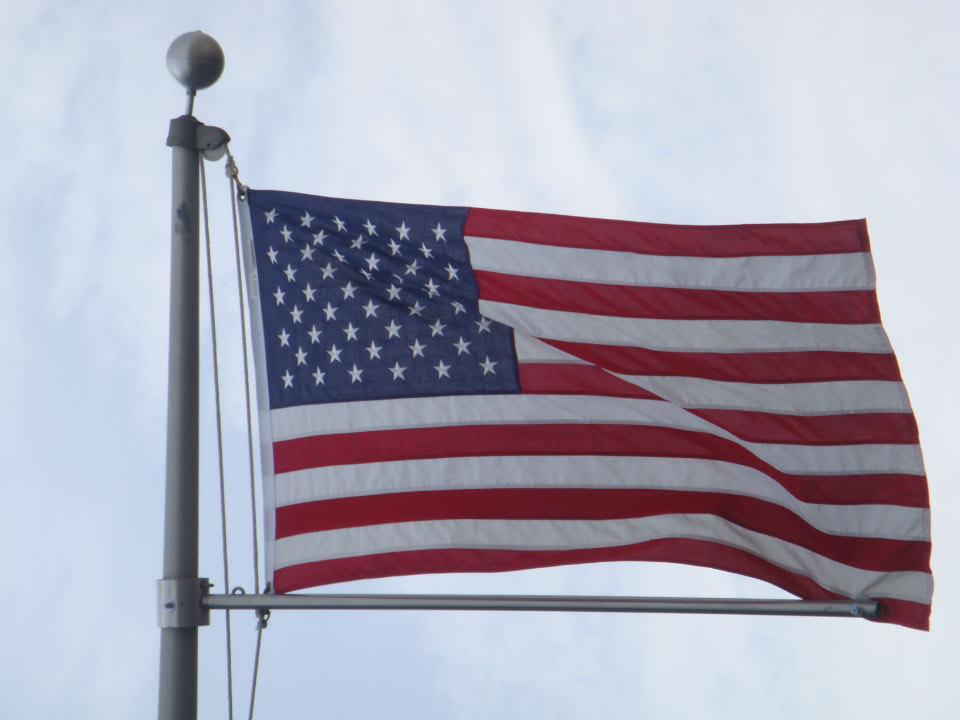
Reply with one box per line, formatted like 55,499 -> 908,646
166,31 -> 224,114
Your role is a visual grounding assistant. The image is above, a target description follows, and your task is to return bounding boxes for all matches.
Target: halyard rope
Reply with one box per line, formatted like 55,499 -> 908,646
200,157 -> 234,718
226,154 -> 266,720
226,153 -> 262,595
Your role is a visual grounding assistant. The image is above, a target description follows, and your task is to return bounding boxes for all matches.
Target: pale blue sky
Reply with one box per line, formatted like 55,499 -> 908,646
1,1 -> 957,717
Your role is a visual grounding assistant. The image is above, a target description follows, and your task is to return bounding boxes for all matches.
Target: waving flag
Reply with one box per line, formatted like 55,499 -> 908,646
240,189 -> 931,629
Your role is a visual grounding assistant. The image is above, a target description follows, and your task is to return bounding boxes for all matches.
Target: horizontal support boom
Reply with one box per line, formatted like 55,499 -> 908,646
203,592 -> 877,618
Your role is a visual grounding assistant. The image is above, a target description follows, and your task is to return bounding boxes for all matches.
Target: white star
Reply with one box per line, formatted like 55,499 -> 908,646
445,263 -> 459,281
385,319 -> 402,338
423,278 -> 440,298
350,235 -> 366,250
366,340 -> 383,359
432,223 -> 447,241
476,316 -> 492,333
386,284 -> 402,301
283,264 -> 297,282
280,225 -> 293,243
332,249 -> 346,263
360,268 -> 374,281
419,243 -> 433,259
266,247 -> 278,264
348,364 -> 364,383
312,229 -> 327,246
389,361 -> 407,380
281,370 -> 294,388
479,356 -> 497,375
313,367 -> 325,385
322,302 -> 337,320
409,339 -> 426,358
395,221 -> 411,240
408,300 -> 425,317
387,239 -> 402,256
307,325 -> 322,344
453,336 -> 471,355
273,287 -> 285,305
327,344 -> 343,363
290,305 -> 303,324
343,322 -> 359,341
391,272 -> 404,284
433,360 -> 451,378
404,259 -> 421,276
301,244 -> 316,262
333,216 -> 347,232
450,301 -> 466,315
341,282 -> 357,299
362,299 -> 380,318
300,211 -> 314,228
365,253 -> 381,271
295,346 -> 308,366
302,284 -> 317,302
265,209 -> 277,224
429,319 -> 446,337
363,219 -> 378,236
320,262 -> 336,280
277,328 -> 290,347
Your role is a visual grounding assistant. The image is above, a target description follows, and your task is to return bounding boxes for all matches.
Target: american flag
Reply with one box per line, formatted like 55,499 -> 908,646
242,189 -> 931,630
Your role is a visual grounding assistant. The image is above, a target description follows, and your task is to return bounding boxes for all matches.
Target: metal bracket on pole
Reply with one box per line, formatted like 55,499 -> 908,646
157,578 -> 212,628
166,115 -> 200,149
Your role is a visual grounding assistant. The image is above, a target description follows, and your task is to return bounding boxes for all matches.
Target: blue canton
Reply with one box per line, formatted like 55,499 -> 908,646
246,190 -> 520,409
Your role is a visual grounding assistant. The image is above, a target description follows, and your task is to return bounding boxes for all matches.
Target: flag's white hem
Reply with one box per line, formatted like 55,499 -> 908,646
239,196 -> 277,585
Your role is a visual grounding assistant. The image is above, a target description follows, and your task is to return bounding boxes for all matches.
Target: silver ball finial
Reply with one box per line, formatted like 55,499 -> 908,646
166,31 -> 224,91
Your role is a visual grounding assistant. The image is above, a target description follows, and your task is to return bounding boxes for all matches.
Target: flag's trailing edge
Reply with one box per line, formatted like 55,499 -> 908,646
239,189 -> 932,630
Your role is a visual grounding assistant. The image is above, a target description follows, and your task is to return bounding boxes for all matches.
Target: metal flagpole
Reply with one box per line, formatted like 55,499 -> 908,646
157,31 -> 225,720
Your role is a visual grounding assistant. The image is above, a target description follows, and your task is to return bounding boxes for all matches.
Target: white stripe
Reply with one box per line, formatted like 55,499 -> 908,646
465,235 -> 876,291
513,333 -> 586,363
744,442 -> 924,477
270,394 -> 925,475
274,515 -> 932,604
616,374 -> 912,414
274,455 -> 930,541
479,300 -> 892,354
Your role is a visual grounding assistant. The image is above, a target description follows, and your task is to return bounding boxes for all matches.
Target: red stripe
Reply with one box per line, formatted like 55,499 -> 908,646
464,208 -> 869,256
275,488 -> 929,572
475,270 -> 880,324
541,339 -> 903,383
689,408 -> 920,445
273,423 -> 928,507
518,362 -> 658,398
271,539 -> 928,630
